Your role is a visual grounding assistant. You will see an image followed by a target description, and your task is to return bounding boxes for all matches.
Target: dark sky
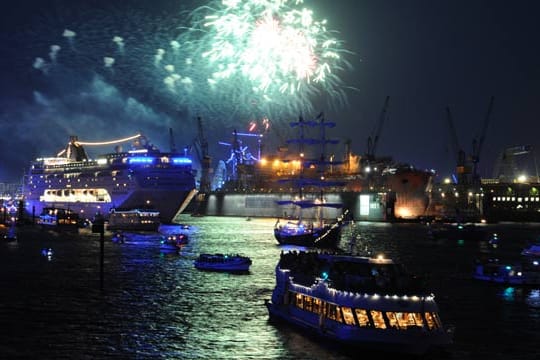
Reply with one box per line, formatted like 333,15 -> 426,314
1,0 -> 539,183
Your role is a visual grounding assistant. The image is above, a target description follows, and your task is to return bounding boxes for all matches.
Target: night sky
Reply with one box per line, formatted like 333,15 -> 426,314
1,0 -> 539,183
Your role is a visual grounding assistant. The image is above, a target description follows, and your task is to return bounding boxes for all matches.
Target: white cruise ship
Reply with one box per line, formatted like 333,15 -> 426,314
22,133 -> 197,224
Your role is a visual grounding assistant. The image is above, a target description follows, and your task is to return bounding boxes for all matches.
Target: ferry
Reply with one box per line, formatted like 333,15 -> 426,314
22,133 -> 197,224
265,250 -> 453,356
107,208 -> 161,232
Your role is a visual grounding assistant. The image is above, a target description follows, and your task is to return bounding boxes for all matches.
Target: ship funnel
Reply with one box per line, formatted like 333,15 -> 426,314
66,135 -> 89,161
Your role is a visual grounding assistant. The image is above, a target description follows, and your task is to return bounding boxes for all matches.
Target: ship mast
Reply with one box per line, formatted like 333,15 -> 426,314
193,116 -> 211,194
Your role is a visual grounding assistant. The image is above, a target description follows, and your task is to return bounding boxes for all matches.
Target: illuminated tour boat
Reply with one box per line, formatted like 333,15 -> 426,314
22,133 -> 197,224
265,251 -> 453,356
107,208 -> 161,232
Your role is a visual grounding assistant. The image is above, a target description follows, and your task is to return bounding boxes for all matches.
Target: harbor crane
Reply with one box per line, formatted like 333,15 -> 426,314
445,106 -> 468,185
471,96 -> 494,186
492,145 -> 535,182
365,96 -> 390,163
444,97 -> 494,222
193,116 -> 211,193
445,96 -> 494,186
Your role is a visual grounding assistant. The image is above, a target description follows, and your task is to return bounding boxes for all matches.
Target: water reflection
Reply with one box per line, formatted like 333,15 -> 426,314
0,217 -> 539,359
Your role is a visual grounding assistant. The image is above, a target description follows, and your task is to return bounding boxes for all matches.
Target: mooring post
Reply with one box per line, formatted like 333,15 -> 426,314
92,213 -> 105,290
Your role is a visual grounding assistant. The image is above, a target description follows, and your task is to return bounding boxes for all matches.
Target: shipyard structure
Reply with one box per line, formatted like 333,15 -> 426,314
191,112 -> 435,222
191,105 -> 539,224
425,144 -> 540,223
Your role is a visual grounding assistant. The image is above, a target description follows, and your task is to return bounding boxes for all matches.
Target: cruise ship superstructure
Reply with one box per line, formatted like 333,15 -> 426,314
22,133 -> 196,224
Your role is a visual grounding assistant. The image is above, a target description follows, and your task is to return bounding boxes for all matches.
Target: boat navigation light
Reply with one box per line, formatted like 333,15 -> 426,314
172,157 -> 192,164
376,254 -> 385,261
129,157 -> 154,164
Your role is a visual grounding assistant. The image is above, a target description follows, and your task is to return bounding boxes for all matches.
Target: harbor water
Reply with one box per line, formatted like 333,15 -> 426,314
1,216 -> 539,359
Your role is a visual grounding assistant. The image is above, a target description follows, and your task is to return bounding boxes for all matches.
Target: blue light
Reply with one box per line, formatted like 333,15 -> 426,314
321,271 -> 329,280
129,157 -> 155,164
502,287 -> 515,301
172,157 -> 192,164
41,248 -> 53,261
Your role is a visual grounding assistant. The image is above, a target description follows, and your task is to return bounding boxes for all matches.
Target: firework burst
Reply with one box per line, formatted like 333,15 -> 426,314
161,0 -> 353,120
23,0 -> 353,130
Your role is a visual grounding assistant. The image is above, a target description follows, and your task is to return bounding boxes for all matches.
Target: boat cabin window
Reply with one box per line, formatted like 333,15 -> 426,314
354,309 -> 371,327
370,310 -> 387,329
424,312 -> 442,330
312,298 -> 323,314
295,293 -> 303,308
341,307 -> 356,326
303,296 -> 313,312
386,311 -> 400,329
388,311 -> 424,329
412,313 -> 424,327
326,303 -> 343,323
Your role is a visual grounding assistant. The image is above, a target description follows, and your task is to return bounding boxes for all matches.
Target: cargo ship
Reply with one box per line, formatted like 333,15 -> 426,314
22,133 -> 197,224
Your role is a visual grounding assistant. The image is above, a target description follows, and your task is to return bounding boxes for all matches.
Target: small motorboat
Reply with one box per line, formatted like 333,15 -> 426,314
473,257 -> 540,285
111,231 -> 128,243
41,248 -> 54,260
521,239 -> 540,258
194,253 -> 252,273
3,223 -> 17,243
160,233 -> 188,252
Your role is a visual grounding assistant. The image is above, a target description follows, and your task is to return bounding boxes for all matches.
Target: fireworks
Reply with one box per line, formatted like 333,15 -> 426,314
28,0 -> 353,128
164,0 -> 353,119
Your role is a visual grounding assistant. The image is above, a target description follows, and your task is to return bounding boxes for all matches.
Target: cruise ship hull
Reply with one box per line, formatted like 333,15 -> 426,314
25,189 -> 192,225
22,134 -> 196,224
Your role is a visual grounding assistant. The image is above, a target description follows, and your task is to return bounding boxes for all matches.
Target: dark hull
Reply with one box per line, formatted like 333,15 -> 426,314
428,223 -> 488,241
273,223 -> 342,248
107,223 -> 160,232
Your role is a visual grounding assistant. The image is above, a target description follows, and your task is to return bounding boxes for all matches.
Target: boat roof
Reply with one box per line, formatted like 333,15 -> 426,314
282,250 -> 394,265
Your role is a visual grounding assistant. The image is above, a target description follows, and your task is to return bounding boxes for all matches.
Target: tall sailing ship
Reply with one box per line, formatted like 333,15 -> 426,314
22,132 -> 197,224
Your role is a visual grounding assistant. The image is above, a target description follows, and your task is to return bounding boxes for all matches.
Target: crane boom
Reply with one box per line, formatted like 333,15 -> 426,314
471,96 -> 494,183
472,96 -> 494,160
194,116 -> 211,193
366,96 -> 389,161
445,106 -> 468,184
445,107 -> 463,164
